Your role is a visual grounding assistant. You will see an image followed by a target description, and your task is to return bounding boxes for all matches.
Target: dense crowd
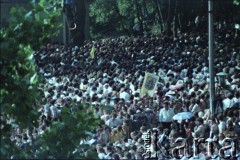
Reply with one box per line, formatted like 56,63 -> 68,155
12,19 -> 240,159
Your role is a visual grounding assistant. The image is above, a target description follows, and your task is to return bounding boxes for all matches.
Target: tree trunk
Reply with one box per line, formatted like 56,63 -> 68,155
166,0 -> 176,33
173,0 -> 179,38
71,0 -> 86,46
155,0 -> 165,32
134,0 -> 144,35
84,0 -> 90,40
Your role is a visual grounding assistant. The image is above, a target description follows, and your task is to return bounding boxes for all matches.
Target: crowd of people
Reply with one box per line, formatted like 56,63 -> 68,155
11,18 -> 240,159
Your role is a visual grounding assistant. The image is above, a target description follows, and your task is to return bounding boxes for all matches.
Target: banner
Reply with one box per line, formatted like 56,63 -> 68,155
140,72 -> 159,97
90,45 -> 95,59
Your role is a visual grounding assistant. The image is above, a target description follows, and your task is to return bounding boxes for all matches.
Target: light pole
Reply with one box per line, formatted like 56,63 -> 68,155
208,0 -> 215,118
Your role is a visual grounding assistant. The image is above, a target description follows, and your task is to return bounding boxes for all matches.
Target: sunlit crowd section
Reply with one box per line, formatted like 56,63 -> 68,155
12,19 -> 240,159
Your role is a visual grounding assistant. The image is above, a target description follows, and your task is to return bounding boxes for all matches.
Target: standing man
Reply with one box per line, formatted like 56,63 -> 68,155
159,101 -> 175,129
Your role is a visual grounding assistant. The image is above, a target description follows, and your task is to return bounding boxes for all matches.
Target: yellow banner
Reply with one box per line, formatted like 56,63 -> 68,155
90,45 -> 95,59
140,72 -> 159,97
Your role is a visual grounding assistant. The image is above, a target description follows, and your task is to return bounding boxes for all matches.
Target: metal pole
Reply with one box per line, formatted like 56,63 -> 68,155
208,0 -> 215,118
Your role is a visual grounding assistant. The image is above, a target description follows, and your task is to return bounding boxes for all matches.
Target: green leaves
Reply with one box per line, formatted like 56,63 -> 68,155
234,0 -> 240,5
1,0 -> 62,158
89,0 -> 157,35
34,104 -> 99,159
117,0 -> 134,17
90,0 -> 118,24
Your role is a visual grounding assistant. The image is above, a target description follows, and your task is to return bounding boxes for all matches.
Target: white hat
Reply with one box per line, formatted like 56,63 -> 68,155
103,73 -> 108,77
166,90 -> 176,95
167,70 -> 173,75
176,80 -> 184,85
136,110 -> 141,113
196,74 -> 203,79
88,78 -> 95,84
198,112 -> 204,118
80,84 -> 87,91
145,108 -> 151,112
203,67 -> 208,71
150,60 -> 155,65
116,143 -> 123,148
182,52 -> 186,56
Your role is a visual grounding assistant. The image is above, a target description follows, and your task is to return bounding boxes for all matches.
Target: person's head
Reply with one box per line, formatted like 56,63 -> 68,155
218,133 -> 225,140
97,146 -> 104,153
112,113 -> 117,119
105,145 -> 112,153
117,125 -> 122,131
140,126 -> 147,133
130,131 -> 138,140
112,129 -> 118,135
124,152 -> 132,160
196,117 -> 203,125
163,101 -> 169,109
135,153 -> 143,160
217,114 -> 224,121
112,153 -> 120,160
226,120 -> 233,130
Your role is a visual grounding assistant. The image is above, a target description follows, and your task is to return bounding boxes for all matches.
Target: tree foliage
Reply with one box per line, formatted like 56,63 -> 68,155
234,0 -> 240,5
89,0 -> 118,25
89,0 -> 240,36
1,0 -> 62,130
0,0 -> 62,157
1,0 -> 99,159
34,105 -> 99,159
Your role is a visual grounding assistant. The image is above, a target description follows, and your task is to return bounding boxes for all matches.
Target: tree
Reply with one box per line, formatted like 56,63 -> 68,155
34,105 -> 99,159
89,0 -> 157,36
0,0 -> 62,157
0,0 -> 99,158
1,0 -> 62,128
63,0 -> 92,46
89,0 -> 239,37
234,0 -> 240,5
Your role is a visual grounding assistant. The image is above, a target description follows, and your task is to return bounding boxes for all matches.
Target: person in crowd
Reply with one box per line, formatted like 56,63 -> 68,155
159,101 -> 175,129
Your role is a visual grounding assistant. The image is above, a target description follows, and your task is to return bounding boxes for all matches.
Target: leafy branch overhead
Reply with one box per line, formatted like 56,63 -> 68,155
34,105 -> 99,159
89,0 -> 240,37
234,0 -> 240,5
0,0 -> 62,129
1,0 -> 100,158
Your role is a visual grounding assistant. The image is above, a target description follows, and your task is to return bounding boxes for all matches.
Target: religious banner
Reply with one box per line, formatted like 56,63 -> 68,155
140,72 -> 159,97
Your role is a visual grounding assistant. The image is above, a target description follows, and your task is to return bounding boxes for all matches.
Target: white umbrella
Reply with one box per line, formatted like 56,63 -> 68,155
172,112 -> 193,121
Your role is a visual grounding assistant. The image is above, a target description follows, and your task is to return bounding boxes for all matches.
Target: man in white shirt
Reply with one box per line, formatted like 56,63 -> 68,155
103,84 -> 112,98
43,104 -> 50,118
97,146 -> 108,159
159,101 -> 175,129
119,88 -> 130,102
217,114 -> 226,134
106,113 -> 121,129
222,93 -> 234,111
50,104 -> 59,119
233,92 -> 240,104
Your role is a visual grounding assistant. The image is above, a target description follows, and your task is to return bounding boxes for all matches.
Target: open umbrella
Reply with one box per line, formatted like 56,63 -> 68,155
172,112 -> 193,121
